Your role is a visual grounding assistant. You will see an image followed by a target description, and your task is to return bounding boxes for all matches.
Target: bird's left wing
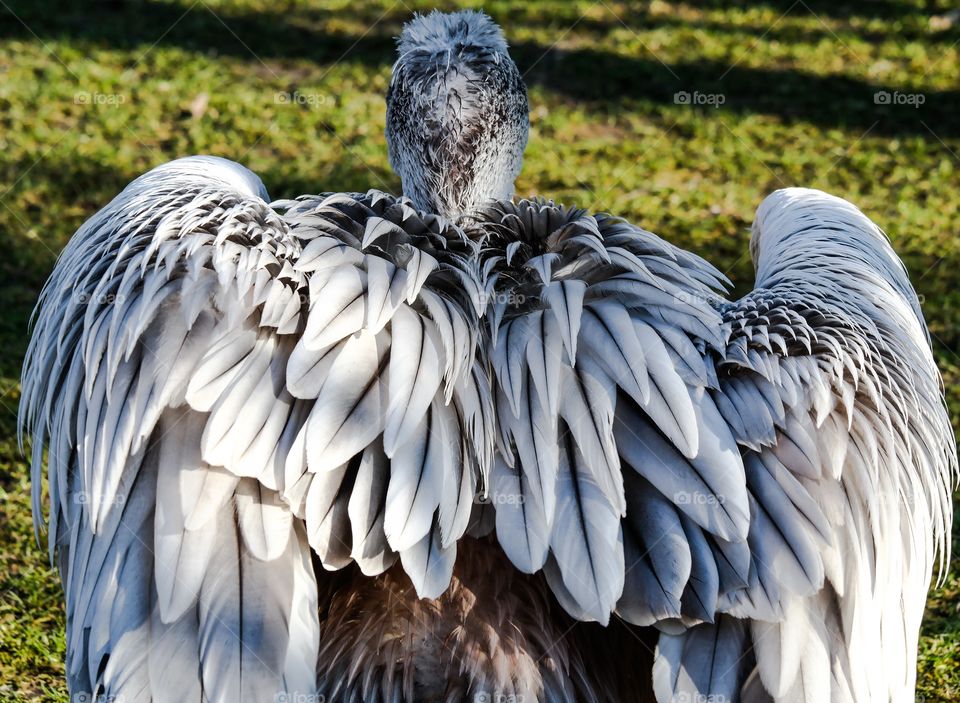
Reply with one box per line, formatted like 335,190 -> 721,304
20,156 -> 492,701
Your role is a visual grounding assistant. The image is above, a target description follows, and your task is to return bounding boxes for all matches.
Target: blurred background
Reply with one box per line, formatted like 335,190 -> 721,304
0,0 -> 957,699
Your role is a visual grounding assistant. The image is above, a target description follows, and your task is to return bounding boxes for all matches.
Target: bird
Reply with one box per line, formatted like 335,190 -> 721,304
18,8 -> 955,703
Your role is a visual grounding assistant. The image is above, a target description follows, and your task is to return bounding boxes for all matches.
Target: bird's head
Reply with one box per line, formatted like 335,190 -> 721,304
386,10 -> 529,220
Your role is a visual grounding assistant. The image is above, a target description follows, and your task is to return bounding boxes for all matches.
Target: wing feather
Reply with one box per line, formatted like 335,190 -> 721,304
21,160 -> 490,698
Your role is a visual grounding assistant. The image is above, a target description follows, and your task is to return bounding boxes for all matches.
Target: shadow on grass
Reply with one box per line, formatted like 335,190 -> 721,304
0,0 -> 956,137
678,0 -> 928,20
511,42 -> 960,138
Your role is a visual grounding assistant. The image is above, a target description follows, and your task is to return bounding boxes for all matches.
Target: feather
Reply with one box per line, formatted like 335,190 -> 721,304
631,321 -> 699,458
549,430 -> 624,624
614,395 -> 749,542
198,497 -> 316,701
542,279 -> 585,362
304,463 -> 352,569
400,522 -> 456,600
559,359 -> 624,515
524,309 -> 563,417
492,455 -> 550,573
679,513 -> 720,624
153,410 -> 219,623
348,443 -> 397,575
383,304 -> 442,456
579,301 -> 651,406
304,329 -> 389,472
301,264 -> 367,350
617,472 -> 690,627
653,615 -> 750,703
235,478 -> 293,561
383,402 -> 444,552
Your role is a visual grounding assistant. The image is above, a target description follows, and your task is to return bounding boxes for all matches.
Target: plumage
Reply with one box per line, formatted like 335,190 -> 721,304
19,9 -> 956,703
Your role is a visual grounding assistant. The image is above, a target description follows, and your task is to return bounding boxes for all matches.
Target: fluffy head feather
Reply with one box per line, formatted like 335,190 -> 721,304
396,9 -> 508,57
386,10 -> 529,220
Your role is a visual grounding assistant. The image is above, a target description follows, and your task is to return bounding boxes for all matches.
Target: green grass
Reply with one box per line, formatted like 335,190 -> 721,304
0,0 -> 958,699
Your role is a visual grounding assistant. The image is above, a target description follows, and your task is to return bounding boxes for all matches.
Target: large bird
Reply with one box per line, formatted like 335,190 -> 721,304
20,9 -> 956,703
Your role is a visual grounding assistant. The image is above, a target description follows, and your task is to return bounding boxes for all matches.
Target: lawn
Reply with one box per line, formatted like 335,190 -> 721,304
0,0 -> 958,700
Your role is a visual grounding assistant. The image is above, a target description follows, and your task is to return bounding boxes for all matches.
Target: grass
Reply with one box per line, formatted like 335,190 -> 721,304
0,0 -> 958,699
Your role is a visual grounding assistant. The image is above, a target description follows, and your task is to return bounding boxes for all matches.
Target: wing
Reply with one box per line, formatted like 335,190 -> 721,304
477,198 -> 742,626
477,190 -> 956,702
20,156 -> 492,701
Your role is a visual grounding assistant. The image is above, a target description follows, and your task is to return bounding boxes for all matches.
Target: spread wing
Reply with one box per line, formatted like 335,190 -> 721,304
19,156 -> 492,701
478,191 -> 956,703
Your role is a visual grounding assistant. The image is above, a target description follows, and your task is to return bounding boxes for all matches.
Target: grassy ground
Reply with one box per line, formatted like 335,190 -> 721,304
0,0 -> 958,699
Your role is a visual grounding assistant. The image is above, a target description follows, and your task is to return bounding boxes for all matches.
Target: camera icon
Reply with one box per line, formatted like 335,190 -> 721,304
673,91 -> 691,105
874,90 -> 891,105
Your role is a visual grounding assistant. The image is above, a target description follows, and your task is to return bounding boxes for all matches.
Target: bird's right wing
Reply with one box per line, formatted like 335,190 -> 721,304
478,192 -> 956,703
20,156 -> 492,702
